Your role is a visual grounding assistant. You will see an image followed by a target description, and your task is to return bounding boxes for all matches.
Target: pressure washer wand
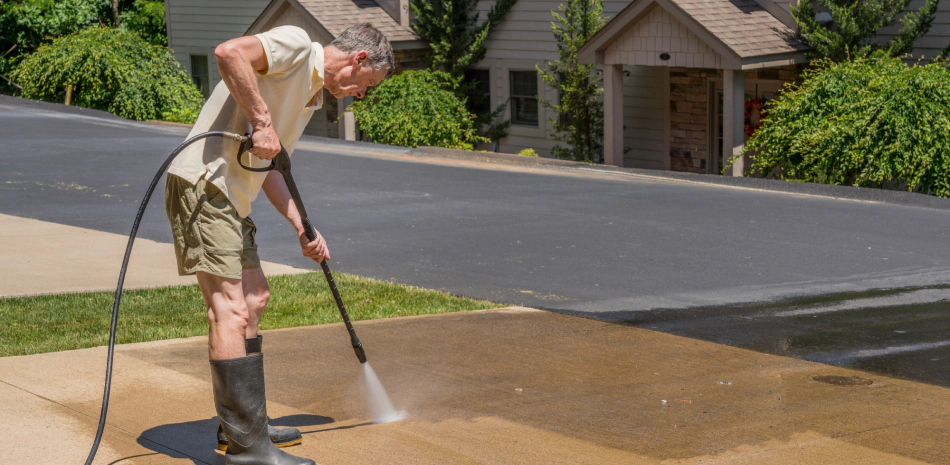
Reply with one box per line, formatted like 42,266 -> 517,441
236,135 -> 367,364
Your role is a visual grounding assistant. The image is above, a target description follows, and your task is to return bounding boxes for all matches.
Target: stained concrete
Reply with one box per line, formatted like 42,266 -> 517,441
1,308 -> 948,464
0,213 -> 306,297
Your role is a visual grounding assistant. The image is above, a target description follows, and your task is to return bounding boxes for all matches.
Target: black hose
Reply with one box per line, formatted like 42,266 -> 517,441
84,131 -> 242,465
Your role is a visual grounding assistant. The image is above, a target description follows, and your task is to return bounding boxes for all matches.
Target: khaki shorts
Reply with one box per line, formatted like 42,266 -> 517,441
164,174 -> 261,280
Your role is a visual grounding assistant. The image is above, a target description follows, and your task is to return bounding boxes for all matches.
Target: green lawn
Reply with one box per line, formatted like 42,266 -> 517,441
0,272 -> 500,357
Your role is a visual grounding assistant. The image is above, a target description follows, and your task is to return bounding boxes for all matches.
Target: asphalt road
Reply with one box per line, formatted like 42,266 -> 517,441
4,96 -> 950,386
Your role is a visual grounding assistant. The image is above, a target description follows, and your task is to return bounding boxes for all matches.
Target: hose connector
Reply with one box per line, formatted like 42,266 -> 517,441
222,132 -> 247,143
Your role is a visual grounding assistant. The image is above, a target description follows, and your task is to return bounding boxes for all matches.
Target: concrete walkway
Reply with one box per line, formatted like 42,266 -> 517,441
1,308 -> 949,464
0,213 -> 306,297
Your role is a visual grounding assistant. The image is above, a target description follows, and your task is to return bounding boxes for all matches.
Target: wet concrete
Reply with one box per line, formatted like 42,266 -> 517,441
612,285 -> 950,387
3,309 -> 950,464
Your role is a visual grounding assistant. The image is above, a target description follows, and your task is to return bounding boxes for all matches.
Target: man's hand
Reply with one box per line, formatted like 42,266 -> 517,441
250,124 -> 281,160
298,229 -> 331,263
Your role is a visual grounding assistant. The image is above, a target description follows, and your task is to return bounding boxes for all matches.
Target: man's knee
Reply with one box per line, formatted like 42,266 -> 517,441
247,288 -> 270,312
207,300 -> 250,329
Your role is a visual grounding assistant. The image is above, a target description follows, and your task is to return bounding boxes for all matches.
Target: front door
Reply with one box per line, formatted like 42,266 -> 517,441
709,79 -> 785,175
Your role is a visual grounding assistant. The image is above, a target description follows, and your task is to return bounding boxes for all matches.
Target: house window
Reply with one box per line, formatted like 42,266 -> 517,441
510,70 -> 538,126
465,69 -> 491,115
191,55 -> 210,98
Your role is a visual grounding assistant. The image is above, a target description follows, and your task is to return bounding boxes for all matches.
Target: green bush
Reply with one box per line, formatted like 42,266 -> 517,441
518,148 -> 539,157
739,54 -> 950,197
11,27 -> 203,123
349,69 -> 487,150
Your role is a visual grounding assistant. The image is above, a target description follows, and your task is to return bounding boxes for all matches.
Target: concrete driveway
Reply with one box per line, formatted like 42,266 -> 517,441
3,309 -> 949,464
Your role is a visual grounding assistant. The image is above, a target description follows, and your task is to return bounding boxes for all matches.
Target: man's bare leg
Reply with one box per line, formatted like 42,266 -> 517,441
196,271 -> 248,360
242,267 -> 270,339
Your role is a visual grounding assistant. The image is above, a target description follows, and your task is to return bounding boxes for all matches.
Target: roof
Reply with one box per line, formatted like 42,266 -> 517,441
674,0 -> 808,58
296,0 -> 419,42
579,0 -> 811,69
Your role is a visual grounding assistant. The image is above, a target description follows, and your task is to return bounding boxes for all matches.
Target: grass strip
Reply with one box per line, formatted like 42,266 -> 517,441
0,272 -> 500,357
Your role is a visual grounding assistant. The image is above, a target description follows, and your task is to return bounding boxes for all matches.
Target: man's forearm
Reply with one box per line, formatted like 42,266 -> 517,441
262,170 -> 305,234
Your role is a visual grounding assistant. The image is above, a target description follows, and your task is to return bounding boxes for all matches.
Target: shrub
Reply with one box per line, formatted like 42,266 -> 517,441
518,148 -> 538,157
738,54 -> 950,197
348,69 -> 487,150
11,27 -> 203,123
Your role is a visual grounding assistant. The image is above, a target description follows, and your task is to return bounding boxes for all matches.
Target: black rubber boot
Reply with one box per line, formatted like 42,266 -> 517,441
217,336 -> 303,451
210,354 -> 314,465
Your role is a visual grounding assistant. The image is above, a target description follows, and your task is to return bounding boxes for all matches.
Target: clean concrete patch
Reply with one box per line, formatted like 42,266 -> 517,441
0,213 -> 306,297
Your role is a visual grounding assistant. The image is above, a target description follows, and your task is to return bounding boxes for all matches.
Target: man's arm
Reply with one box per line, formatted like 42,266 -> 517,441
214,36 -> 281,159
261,170 -> 330,263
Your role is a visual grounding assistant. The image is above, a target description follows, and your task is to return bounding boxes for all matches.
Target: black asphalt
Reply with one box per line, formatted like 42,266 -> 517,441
4,95 -> 950,387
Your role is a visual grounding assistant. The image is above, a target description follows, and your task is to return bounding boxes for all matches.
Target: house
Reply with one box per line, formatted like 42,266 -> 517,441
166,0 -> 950,173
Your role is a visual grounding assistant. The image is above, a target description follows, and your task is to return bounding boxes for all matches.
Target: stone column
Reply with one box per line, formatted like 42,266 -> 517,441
722,69 -> 745,176
604,64 -> 624,167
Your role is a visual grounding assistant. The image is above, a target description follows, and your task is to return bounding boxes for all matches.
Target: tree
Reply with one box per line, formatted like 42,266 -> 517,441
0,0 -> 166,93
409,0 -> 518,143
536,0 -> 605,162
349,70 -> 488,150
791,0 -> 940,61
737,54 -> 950,197
11,27 -> 202,122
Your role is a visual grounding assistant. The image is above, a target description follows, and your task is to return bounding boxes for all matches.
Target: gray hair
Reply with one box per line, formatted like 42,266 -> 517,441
329,23 -> 395,77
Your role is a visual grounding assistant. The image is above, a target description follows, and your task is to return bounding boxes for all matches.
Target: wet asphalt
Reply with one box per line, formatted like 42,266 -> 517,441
3,96 -> 950,388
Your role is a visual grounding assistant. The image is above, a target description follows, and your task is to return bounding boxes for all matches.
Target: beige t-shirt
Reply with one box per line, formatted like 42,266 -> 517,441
167,25 -> 324,218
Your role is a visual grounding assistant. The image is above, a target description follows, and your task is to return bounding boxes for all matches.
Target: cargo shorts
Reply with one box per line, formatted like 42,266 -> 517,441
164,174 -> 261,280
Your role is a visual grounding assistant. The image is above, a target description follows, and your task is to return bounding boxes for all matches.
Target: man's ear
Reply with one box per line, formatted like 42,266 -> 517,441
355,50 -> 369,64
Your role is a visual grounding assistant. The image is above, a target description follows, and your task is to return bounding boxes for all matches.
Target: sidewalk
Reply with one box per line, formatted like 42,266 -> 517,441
0,213 -> 306,297
1,308 -> 948,464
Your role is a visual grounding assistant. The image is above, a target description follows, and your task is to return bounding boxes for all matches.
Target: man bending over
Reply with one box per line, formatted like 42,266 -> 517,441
164,23 -> 392,465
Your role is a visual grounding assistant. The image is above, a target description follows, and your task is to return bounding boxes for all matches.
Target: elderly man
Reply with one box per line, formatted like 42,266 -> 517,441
164,23 -> 392,465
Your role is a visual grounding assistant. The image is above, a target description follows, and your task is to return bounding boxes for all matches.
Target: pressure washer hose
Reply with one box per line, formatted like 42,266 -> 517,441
82,129 -> 374,465
82,131 -> 245,465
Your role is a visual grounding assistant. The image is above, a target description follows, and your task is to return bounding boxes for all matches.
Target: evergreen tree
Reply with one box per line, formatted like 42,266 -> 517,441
792,0 -> 941,61
537,0 -> 605,162
409,0 -> 518,143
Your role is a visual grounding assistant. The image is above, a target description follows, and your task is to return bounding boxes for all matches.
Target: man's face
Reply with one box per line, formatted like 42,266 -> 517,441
327,51 -> 389,99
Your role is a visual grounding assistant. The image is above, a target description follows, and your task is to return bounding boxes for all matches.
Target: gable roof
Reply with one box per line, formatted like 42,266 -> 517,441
248,0 -> 423,47
580,0 -> 810,69
296,0 -> 419,42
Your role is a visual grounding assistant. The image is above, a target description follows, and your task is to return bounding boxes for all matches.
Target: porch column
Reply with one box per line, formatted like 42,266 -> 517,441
722,69 -> 745,176
604,64 -> 624,167
338,96 -> 356,141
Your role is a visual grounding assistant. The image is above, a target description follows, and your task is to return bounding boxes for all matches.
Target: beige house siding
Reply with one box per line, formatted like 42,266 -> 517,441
623,65 -> 670,169
165,0 -> 271,87
875,0 -> 950,59
605,6 -> 722,69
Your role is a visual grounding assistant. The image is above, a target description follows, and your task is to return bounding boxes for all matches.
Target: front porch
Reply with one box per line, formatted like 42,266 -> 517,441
583,0 -> 810,175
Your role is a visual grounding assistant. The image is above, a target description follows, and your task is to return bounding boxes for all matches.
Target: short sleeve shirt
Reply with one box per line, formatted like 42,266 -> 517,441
167,25 -> 324,218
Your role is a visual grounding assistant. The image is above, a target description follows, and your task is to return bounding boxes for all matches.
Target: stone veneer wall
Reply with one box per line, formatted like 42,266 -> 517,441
668,65 -> 803,174
670,67 -> 717,173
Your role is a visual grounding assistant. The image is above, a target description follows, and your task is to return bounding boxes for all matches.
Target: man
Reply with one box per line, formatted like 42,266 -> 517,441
164,24 -> 393,465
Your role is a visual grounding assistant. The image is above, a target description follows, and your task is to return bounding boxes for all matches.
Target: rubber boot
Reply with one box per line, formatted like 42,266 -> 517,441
210,354 -> 314,465
217,336 -> 302,451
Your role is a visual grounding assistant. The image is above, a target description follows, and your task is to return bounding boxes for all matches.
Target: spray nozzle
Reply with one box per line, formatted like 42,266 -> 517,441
352,335 -> 367,364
